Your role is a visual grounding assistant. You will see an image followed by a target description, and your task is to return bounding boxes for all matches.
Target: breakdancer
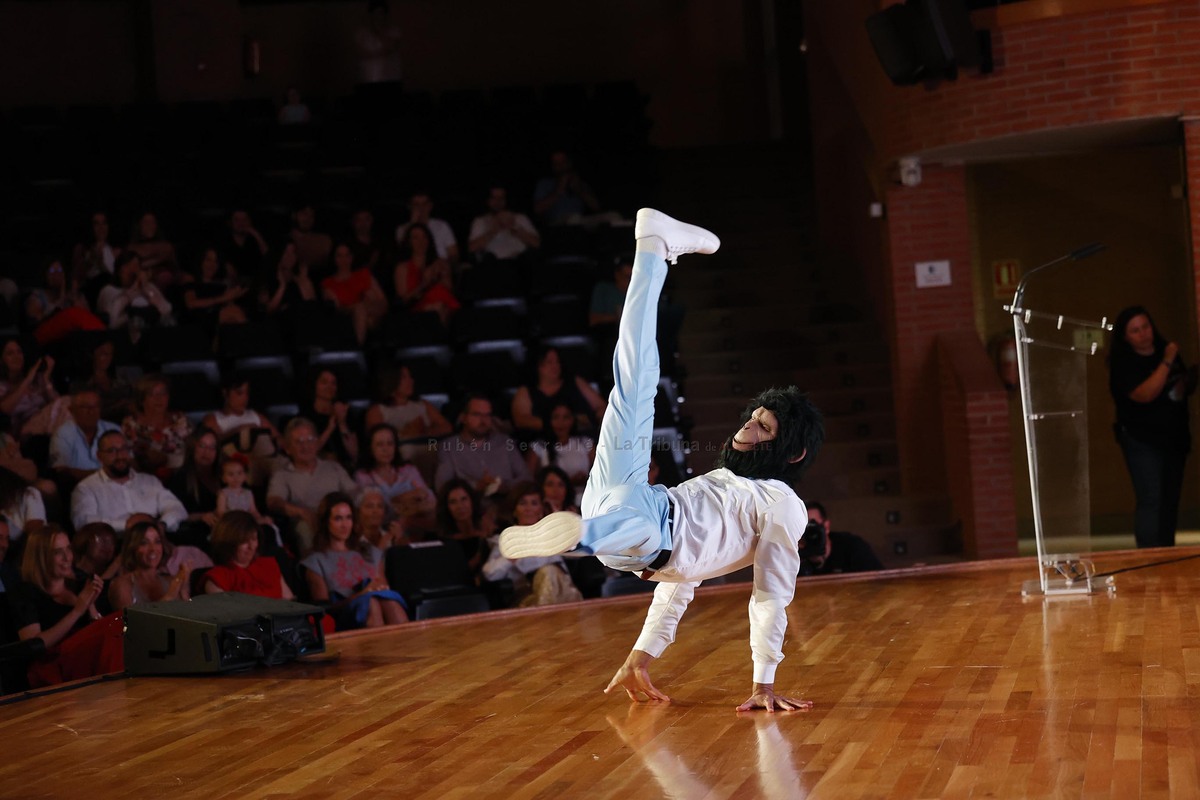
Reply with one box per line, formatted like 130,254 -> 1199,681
500,208 -> 824,711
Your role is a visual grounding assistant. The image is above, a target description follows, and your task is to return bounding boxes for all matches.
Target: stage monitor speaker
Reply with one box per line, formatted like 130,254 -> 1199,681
866,0 -> 982,86
124,593 -> 326,676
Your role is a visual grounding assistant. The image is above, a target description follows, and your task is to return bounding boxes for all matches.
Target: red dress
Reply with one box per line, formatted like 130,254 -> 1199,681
397,260 -> 460,313
206,557 -> 285,597
321,268 -> 373,308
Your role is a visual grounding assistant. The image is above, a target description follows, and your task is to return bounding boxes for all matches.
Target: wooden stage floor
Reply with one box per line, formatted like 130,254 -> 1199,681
4,548 -> 1200,799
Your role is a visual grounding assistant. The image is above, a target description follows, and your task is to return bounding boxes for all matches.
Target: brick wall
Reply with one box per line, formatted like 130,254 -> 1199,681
879,2 -> 1200,160
885,164 -> 976,495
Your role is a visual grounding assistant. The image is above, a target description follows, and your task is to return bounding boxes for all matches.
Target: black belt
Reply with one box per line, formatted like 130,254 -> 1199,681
640,501 -> 674,577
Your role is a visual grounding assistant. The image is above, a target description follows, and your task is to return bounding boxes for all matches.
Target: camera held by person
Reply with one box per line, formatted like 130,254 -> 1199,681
799,502 -> 884,576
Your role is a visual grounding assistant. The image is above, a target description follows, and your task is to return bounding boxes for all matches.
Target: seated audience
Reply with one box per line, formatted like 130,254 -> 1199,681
300,367 -> 359,467
166,427 -> 221,546
393,223 -> 460,326
201,373 -> 281,483
70,522 -> 119,616
51,388 -> 120,484
527,401 -> 595,487
803,501 -> 885,576
394,191 -> 459,266
589,254 -> 632,328
302,492 -> 407,629
321,242 -> 388,346
24,259 -> 101,345
13,524 -> 124,688
354,423 -> 435,535
267,418 -> 359,553
532,150 -> 616,227
537,465 -> 579,514
259,242 -> 317,319
80,337 -> 133,422
97,252 -> 174,336
433,394 -> 531,495
481,482 -> 581,607
357,487 -> 406,556
435,478 -> 494,582
71,211 -> 121,304
467,186 -> 540,262
363,363 -> 452,455
0,466 -> 46,545
182,246 -> 249,328
510,345 -> 606,437
125,211 -> 179,287
220,210 -> 269,278
347,207 -> 385,276
70,430 -> 188,533
122,373 -> 192,478
278,87 -> 312,125
289,203 -> 333,274
216,453 -> 273,526
108,519 -> 191,611
204,511 -> 295,599
124,513 -> 212,581
0,338 -> 64,441
0,414 -> 44,485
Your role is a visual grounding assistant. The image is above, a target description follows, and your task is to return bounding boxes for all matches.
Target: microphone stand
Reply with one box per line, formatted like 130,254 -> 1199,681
1004,244 -> 1113,596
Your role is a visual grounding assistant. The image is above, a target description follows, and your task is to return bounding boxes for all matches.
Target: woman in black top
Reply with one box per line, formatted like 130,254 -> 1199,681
1108,306 -> 1194,548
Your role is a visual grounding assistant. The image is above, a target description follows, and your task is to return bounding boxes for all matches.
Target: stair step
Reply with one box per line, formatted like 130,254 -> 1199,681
678,322 -> 882,350
800,466 -> 902,499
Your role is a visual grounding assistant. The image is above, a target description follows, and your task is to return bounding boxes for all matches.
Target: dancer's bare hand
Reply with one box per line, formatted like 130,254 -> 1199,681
605,649 -> 670,703
735,683 -> 813,713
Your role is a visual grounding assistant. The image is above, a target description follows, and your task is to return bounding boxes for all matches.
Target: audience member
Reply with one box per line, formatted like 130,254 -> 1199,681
121,373 -> 192,477
0,338 -> 64,441
70,522 -> 120,615
355,423 -> 435,534
107,519 -> 191,611
0,517 -> 18,593
481,481 -> 581,607
201,373 -> 281,482
167,426 -> 221,531
216,453 -> 272,526
80,337 -> 133,422
589,254 -> 632,328
221,210 -> 270,278
300,367 -> 359,467
510,345 -> 606,437
364,364 -> 452,453
347,207 -> 385,276
532,150 -> 608,227
289,203 -> 333,273
278,87 -> 312,125
124,512 -> 212,583
803,502 -> 884,576
204,511 -> 295,598
0,415 -> 41,485
97,252 -> 174,336
0,466 -> 45,545
393,223 -> 460,326
259,242 -> 318,319
435,478 -> 493,581
467,186 -> 540,262
24,260 -> 101,345
71,211 -> 121,304
433,394 -> 531,494
302,492 -> 407,629
394,192 -> 459,265
527,401 -> 595,487
50,388 -> 120,484
70,430 -> 188,533
125,211 -> 180,287
13,524 -> 123,687
537,465 -> 579,514
321,242 -> 388,346
357,486 -> 406,555
182,246 -> 250,328
267,417 -> 359,553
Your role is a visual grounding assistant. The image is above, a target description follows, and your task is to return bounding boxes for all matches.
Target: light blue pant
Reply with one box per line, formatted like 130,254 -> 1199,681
579,251 -> 674,572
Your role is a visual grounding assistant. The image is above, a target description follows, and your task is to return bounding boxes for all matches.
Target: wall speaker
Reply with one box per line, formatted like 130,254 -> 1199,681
866,0 -> 982,86
124,592 -> 326,676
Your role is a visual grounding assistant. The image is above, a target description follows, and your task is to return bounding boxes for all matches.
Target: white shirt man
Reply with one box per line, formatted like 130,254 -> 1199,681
71,431 -> 187,532
467,187 -> 540,261
394,193 -> 459,262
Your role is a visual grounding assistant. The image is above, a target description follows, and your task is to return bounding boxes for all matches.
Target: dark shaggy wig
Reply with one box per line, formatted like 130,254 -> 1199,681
715,386 -> 824,485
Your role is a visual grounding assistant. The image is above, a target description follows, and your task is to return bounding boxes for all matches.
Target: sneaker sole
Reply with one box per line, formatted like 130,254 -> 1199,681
499,511 -> 584,559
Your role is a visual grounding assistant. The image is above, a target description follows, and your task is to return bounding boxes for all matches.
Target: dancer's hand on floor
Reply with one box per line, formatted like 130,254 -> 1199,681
605,649 -> 670,703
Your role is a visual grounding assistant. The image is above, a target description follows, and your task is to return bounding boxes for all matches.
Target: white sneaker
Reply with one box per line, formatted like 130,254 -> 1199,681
499,511 -> 584,559
635,208 -> 721,264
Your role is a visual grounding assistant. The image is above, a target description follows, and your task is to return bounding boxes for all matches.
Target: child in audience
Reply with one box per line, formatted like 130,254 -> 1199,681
216,453 -> 271,526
